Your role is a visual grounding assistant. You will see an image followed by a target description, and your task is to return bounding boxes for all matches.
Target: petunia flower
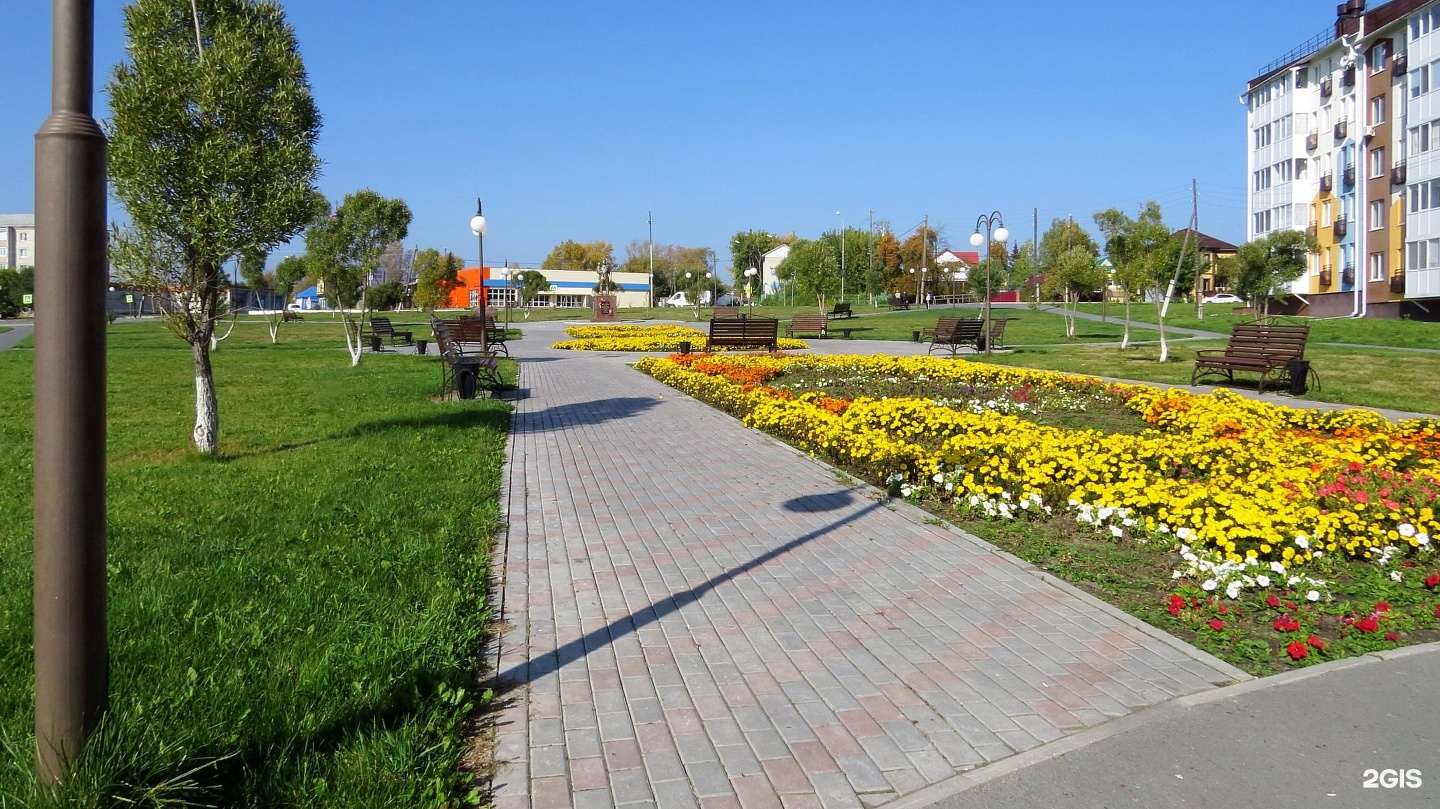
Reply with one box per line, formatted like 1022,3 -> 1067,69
1208,619 -> 1225,631
1286,641 -> 1309,660
1384,633 -> 1401,642
1425,573 -> 1440,589
1307,635 -> 1325,651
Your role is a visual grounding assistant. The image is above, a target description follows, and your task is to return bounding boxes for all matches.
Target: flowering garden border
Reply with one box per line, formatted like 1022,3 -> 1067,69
637,352 -> 1440,670
554,324 -> 808,353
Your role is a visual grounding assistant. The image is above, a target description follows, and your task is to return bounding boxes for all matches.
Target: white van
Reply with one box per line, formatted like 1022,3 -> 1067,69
662,291 -> 691,307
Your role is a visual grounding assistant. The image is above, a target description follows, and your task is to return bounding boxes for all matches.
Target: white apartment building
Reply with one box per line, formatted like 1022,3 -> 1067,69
0,215 -> 36,269
1246,0 -> 1440,317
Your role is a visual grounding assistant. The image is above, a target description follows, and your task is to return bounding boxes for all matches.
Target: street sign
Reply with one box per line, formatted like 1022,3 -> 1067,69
22,294 -> 32,305
125,294 -> 133,304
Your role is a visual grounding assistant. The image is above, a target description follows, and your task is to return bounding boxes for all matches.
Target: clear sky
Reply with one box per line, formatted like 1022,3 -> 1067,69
6,0 -> 1335,281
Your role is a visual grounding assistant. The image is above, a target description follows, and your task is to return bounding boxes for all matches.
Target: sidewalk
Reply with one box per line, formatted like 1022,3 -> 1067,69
488,320 -> 1248,809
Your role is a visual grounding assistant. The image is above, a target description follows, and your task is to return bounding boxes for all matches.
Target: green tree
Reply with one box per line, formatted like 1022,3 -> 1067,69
368,280 -> 405,311
1234,230 -> 1319,318
542,240 -> 614,271
106,0 -> 321,454
1043,246 -> 1105,337
1095,203 -> 1171,348
302,190 -> 412,365
412,248 -> 463,311
730,230 -> 780,290
777,239 -> 838,309
515,270 -> 550,306
1039,217 -> 1099,268
0,267 -> 34,318
273,254 -> 307,304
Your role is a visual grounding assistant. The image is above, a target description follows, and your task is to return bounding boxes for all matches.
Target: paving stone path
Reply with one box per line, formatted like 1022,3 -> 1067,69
489,321 -> 1248,809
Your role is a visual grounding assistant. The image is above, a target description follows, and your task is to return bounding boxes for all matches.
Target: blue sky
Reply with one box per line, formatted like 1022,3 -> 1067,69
6,0 -> 1334,281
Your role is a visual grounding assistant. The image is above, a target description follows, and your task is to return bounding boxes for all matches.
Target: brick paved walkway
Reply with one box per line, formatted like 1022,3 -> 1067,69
490,321 -> 1247,809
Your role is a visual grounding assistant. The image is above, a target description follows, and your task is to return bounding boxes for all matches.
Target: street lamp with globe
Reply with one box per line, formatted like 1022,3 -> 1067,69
469,198 -> 489,354
745,266 -> 759,316
969,212 -> 1009,356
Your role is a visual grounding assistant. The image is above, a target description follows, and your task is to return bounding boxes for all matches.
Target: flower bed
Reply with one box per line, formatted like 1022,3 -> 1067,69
554,324 -> 808,352
637,353 -> 1440,586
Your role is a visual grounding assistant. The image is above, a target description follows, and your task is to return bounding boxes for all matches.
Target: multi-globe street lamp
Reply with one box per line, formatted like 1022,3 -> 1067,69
745,266 -> 759,316
835,210 -> 845,303
910,265 -> 928,308
969,212 -> 1010,356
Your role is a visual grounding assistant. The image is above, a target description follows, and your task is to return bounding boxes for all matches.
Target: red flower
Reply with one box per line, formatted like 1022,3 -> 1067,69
1217,604 -> 1228,614
1385,632 -> 1401,642
1375,602 -> 1392,613
1208,619 -> 1225,631
1307,635 -> 1325,651
1286,641 -> 1309,660
1425,573 -> 1440,589
1285,601 -> 1298,610
1266,595 -> 1282,608
1167,594 -> 1185,617
1272,616 -> 1301,633
1355,615 -> 1381,633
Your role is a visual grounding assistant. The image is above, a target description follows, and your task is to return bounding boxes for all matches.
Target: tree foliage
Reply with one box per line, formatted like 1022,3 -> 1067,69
1039,218 -> 1099,268
729,230 -> 780,286
106,0 -> 321,453
0,267 -> 34,318
1234,230 -> 1319,316
515,270 -> 550,305
412,248 -> 463,311
301,190 -> 411,364
541,240 -> 614,271
777,239 -> 838,307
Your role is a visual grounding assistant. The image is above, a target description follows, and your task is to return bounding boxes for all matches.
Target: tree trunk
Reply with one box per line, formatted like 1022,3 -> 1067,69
1121,296 -> 1132,349
191,338 -> 219,454
1157,302 -> 1170,362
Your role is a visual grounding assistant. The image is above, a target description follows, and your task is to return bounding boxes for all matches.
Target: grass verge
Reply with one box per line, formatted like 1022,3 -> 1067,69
1,320 -> 510,806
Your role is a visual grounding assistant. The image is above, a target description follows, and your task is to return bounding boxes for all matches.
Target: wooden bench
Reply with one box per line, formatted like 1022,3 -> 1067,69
1192,323 -> 1311,393
786,314 -> 828,338
713,307 -> 742,319
985,317 -> 1009,349
361,315 -> 412,347
457,314 -> 509,356
282,309 -> 304,322
432,320 -> 504,399
707,316 -> 778,351
889,295 -> 911,311
827,301 -> 853,319
926,317 -> 986,356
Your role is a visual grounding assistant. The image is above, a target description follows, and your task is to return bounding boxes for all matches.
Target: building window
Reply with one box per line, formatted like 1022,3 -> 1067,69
1371,147 -> 1386,177
1409,179 -> 1440,212
1372,41 -> 1390,73
1253,168 -> 1272,191
1323,200 -> 1334,226
1371,95 -> 1387,124
468,289 -> 480,308
1413,64 -> 1431,98
1409,238 -> 1440,269
1370,252 -> 1385,281
1252,210 -> 1273,234
1371,200 -> 1385,230
18,232 -> 27,241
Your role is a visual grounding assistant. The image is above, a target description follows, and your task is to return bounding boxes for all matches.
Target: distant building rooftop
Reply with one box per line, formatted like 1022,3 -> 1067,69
0,214 -> 36,228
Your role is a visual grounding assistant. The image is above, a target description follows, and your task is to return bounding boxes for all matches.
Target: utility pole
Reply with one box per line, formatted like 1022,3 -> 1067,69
34,0 -> 109,783
867,210 -> 874,306
648,211 -> 654,309
1158,180 -> 1199,362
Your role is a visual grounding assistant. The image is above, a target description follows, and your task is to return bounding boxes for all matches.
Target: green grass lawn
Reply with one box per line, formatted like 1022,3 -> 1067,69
1,320 -> 509,806
1067,301 -> 1440,348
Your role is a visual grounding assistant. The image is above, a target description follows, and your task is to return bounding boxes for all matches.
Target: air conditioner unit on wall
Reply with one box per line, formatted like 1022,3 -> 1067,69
1364,125 -> 1377,140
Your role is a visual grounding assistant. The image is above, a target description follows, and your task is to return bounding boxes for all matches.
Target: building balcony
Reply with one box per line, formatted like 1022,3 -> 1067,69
1320,268 -> 1333,287
1307,131 -> 1319,151
1343,165 -> 1356,186
1394,162 -> 1408,185
1391,274 -> 1406,294
1335,119 -> 1349,141
1342,264 -> 1355,285
1307,224 -> 1319,238
1320,173 -> 1334,192
1395,52 -> 1408,75
1342,65 -> 1356,88
1334,218 -> 1348,239
1321,76 -> 1334,97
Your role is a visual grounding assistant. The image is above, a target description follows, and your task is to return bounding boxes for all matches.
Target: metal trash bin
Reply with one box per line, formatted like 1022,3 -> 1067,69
678,341 -> 691,355
912,330 -> 921,343
415,339 -> 427,355
456,367 -> 477,400
1287,359 -> 1310,395
369,335 -> 382,353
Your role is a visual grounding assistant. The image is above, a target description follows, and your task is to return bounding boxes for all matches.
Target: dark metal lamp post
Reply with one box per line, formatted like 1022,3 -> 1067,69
469,199 -> 488,354
969,212 -> 1010,356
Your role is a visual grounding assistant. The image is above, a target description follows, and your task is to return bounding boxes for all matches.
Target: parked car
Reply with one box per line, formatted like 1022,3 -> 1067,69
1202,292 -> 1243,304
715,292 -> 741,306
661,291 -> 691,307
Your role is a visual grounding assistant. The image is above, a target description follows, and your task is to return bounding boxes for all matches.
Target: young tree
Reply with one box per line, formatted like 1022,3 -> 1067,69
1042,246 -> 1105,337
1234,230 -> 1319,318
1094,204 -> 1170,349
0,267 -> 34,318
730,230 -> 780,285
273,254 -> 308,308
302,190 -> 412,366
1039,217 -> 1099,268
412,248 -> 463,311
516,270 -> 550,307
107,0 -> 321,454
777,239 -> 838,309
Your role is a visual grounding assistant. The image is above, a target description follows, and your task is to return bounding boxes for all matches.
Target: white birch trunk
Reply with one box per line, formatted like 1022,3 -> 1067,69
1121,297 -> 1132,349
191,339 -> 219,454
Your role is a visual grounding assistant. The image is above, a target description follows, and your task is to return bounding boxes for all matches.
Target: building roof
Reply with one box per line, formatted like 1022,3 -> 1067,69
0,214 -> 36,228
1174,229 -> 1238,253
934,249 -> 981,265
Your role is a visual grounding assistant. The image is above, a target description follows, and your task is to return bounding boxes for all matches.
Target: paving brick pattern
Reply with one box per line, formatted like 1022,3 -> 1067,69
491,321 -> 1243,809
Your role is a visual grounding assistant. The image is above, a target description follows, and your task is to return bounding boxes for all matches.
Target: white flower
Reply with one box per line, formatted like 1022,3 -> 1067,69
1177,527 -> 1195,541
1256,574 -> 1271,588
1109,525 -> 1124,538
1172,570 -> 1183,579
933,472 -> 945,484
1225,580 -> 1243,599
1306,590 -> 1321,601
1269,561 -> 1287,575
1390,571 -> 1404,582
1419,533 -> 1431,546
1295,535 -> 1310,549
1158,525 -> 1171,534
1201,579 -> 1218,592
1398,523 -> 1417,538
1288,576 -> 1302,586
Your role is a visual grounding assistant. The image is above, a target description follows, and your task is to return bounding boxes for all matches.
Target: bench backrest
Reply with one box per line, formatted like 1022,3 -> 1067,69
1225,323 -> 1309,361
370,316 -> 395,332
713,307 -> 742,318
790,315 -> 827,329
932,318 -> 983,342
709,317 -> 778,339
831,302 -> 851,314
